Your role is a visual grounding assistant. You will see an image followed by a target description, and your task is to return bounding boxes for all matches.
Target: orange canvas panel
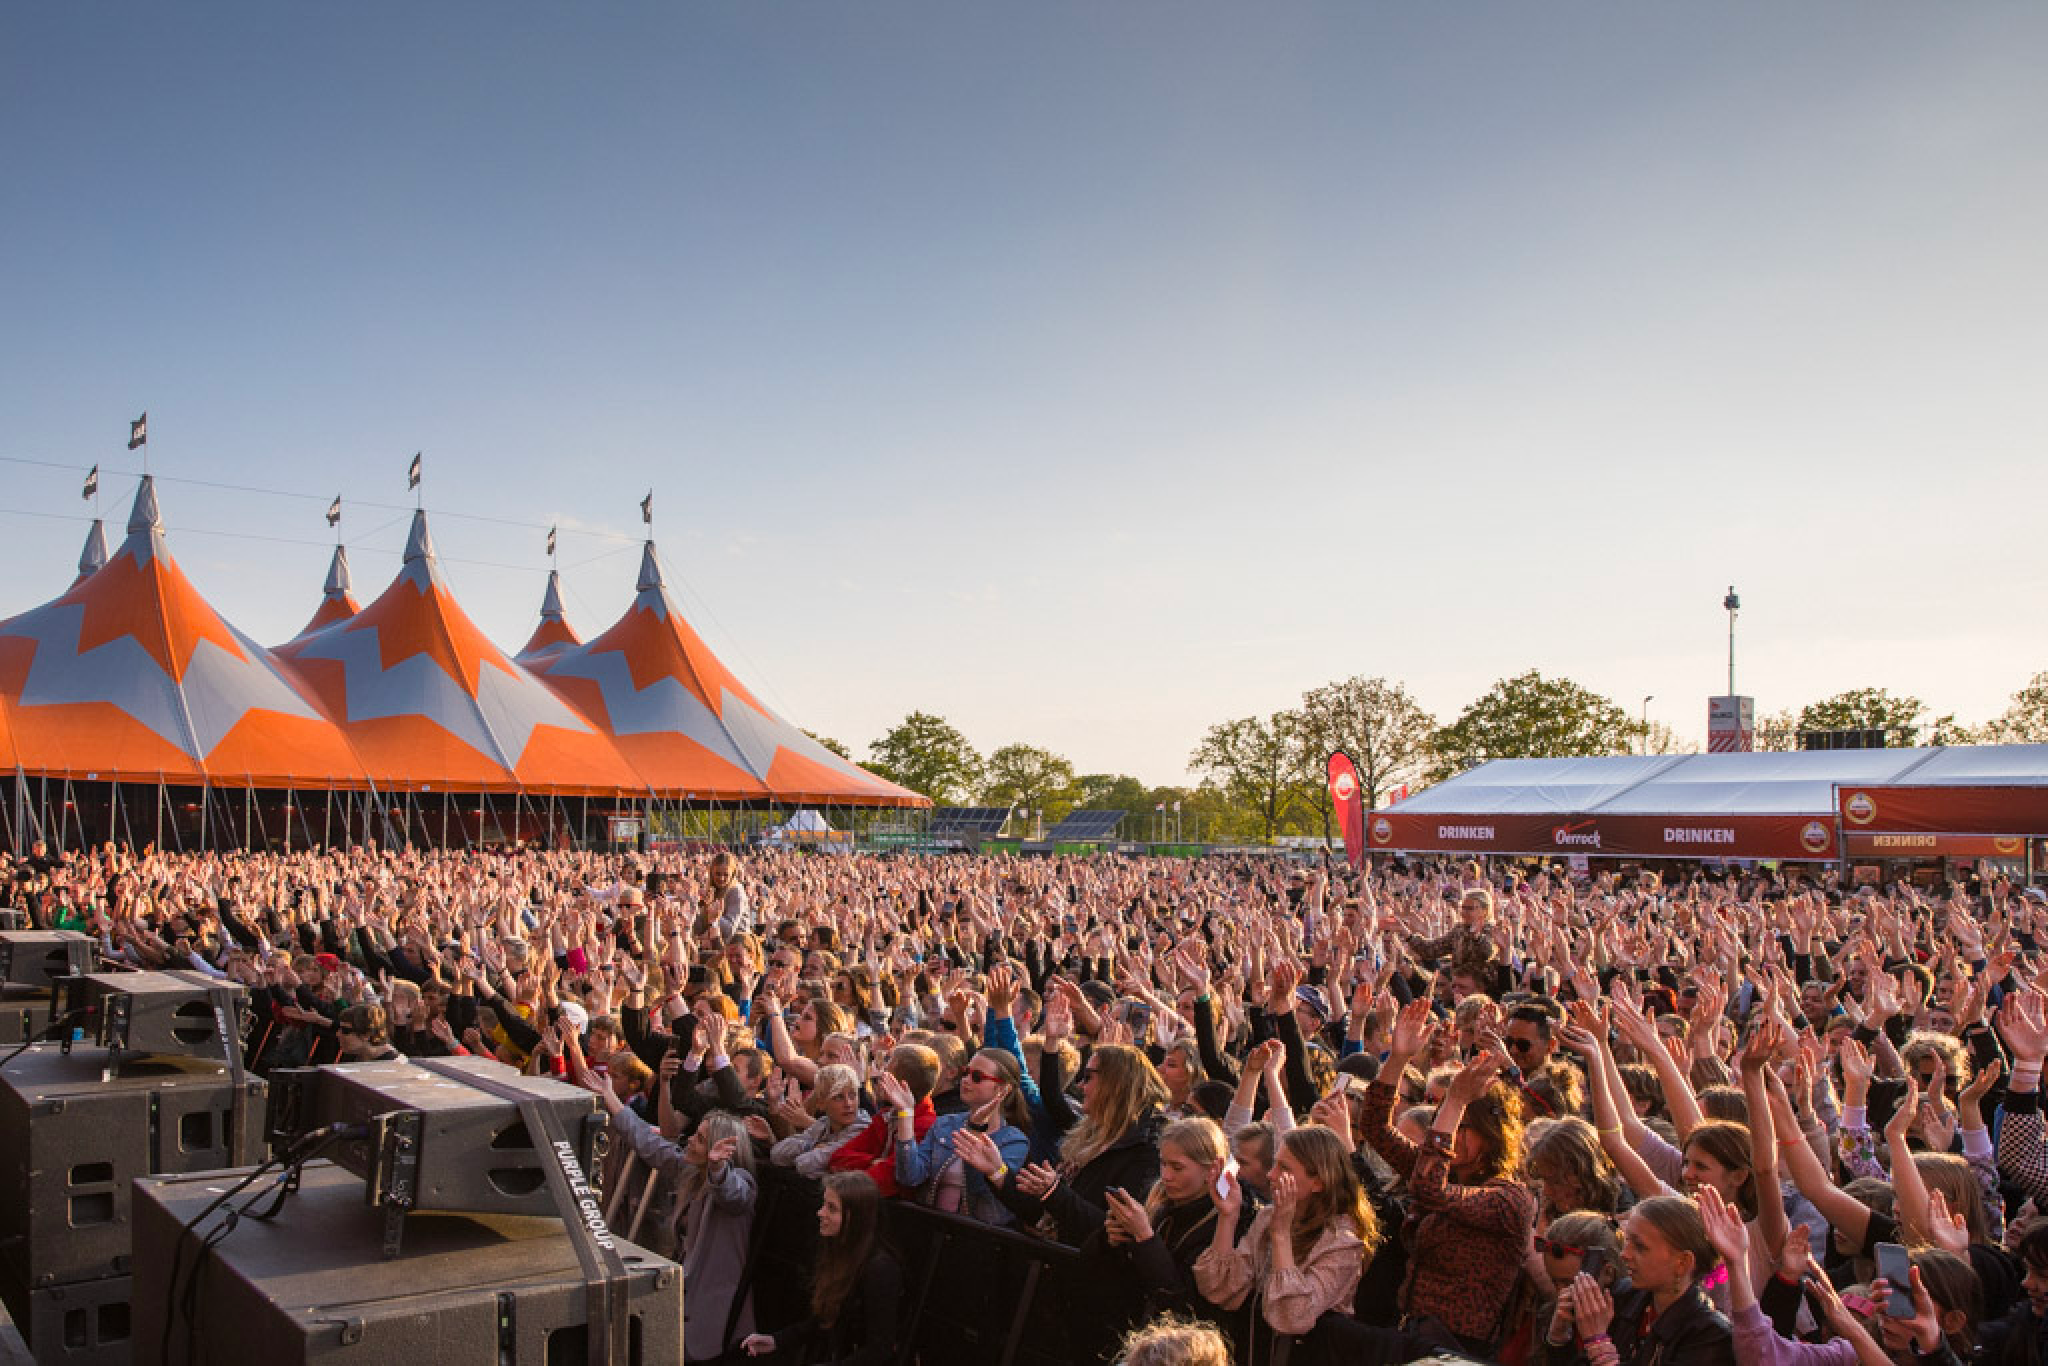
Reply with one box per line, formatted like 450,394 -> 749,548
765,746 -> 925,806
297,593 -> 359,638
583,605 -> 764,718
203,711 -> 370,788
272,654 -> 350,716
0,637 -> 34,697
345,579 -> 502,698
612,729 -> 771,800
521,617 -> 579,656
339,714 -> 516,790
530,672 -> 614,731
508,724 -> 647,796
65,552 -> 250,684
2,699 -> 208,783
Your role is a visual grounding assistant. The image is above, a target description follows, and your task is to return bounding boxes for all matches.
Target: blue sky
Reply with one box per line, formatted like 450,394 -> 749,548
3,4 -> 2043,781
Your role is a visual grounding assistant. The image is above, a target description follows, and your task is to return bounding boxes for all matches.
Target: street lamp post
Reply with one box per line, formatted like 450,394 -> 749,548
1724,586 -> 1740,697
1641,695 -> 1655,755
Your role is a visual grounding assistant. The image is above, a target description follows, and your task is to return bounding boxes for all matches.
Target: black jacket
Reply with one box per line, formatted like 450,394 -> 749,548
770,1247 -> 902,1366
995,1103 -> 1166,1247
1541,1281 -> 1733,1366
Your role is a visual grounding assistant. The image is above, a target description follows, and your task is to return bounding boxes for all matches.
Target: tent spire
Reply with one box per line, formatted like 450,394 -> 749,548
403,509 -> 435,565
323,545 -> 352,598
636,541 -> 665,592
540,569 -> 567,619
75,519 -> 109,582
127,475 -> 162,535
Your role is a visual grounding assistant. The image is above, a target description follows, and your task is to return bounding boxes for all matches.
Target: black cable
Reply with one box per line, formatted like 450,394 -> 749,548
0,1008 -> 89,1069
156,1123 -> 362,1365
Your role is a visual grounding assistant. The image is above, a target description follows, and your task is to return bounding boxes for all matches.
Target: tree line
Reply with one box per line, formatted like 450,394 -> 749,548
812,669 -> 2048,843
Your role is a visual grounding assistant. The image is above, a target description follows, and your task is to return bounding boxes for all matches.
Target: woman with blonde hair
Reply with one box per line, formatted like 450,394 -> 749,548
1197,1124 -> 1382,1362
1103,1117 -> 1250,1329
997,1042 -> 1170,1246
1543,1194 -> 1733,1366
1116,1316 -> 1232,1366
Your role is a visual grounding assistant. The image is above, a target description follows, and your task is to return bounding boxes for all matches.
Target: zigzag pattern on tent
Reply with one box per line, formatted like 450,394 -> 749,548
0,479 -> 923,806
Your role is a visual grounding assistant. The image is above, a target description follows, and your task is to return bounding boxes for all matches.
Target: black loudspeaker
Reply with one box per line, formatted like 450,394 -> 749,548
265,1057 -> 603,1220
131,1160 -> 682,1366
0,1045 -> 268,1288
0,1271 -> 133,1366
56,971 -> 248,1064
0,908 -> 29,930
0,930 -> 93,988
0,985 -> 54,1045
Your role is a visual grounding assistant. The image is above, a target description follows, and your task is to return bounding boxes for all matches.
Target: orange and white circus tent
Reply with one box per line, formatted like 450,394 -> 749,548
275,511 -> 644,796
530,540 -> 920,805
0,478 -> 367,788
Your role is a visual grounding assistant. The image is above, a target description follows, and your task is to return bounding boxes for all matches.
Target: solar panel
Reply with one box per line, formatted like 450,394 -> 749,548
929,807 -> 1012,836
1046,809 -> 1124,841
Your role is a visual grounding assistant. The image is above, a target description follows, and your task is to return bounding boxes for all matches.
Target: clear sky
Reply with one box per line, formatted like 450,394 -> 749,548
3,3 -> 2043,783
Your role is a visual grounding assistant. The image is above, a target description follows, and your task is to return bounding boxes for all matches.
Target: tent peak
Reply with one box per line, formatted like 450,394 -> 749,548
540,568 -> 567,619
636,541 -> 665,593
76,519 -> 109,580
324,544 -> 352,597
404,509 -> 435,565
127,475 -> 161,535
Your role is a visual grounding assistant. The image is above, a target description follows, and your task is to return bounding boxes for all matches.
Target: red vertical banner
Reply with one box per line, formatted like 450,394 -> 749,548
1328,750 -> 1364,870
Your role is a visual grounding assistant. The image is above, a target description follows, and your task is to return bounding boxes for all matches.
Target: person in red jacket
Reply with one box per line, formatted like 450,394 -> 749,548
829,1044 -> 940,1198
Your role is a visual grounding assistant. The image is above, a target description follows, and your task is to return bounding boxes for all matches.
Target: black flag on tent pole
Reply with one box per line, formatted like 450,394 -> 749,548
326,496 -> 342,527
640,491 -> 653,526
546,525 -> 557,557
128,414 -> 148,450
407,452 -> 422,489
82,465 -> 98,500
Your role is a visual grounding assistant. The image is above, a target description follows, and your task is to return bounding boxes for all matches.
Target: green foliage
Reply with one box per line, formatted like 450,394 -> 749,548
980,743 -> 1079,824
1793,688 -> 1955,748
1295,675 -> 1438,813
1984,672 -> 2048,744
864,711 -> 984,805
1430,670 -> 1636,780
1189,711 -> 1313,841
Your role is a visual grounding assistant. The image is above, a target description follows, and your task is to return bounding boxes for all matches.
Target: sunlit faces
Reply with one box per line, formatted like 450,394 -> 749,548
1679,1145 -> 1744,1207
824,1084 -> 862,1129
1273,1144 -> 1328,1200
1620,1209 -> 1691,1294
1158,1048 -> 1193,1097
2022,1257 -> 2048,1319
1156,1143 -> 1212,1204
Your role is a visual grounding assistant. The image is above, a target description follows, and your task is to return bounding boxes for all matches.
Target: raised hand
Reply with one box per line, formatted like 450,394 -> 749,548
1698,1184 -> 1750,1269
951,1126 -> 1004,1177
1104,1184 -> 1155,1244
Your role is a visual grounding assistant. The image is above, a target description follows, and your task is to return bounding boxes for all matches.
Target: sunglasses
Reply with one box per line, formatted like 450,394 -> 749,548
1506,1037 -> 1536,1054
965,1068 -> 1004,1084
335,1025 -> 358,1037
1535,1237 -> 1584,1257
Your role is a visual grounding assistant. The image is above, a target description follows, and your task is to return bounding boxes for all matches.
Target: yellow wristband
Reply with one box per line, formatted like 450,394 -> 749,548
991,1163 -> 1009,1184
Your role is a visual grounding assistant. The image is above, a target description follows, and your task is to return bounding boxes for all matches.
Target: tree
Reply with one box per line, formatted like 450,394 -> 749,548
1430,671 -> 1637,779
1189,711 -> 1312,842
980,743 -> 1078,826
1793,688 -> 1961,749
1295,676 -> 1437,813
803,730 -> 851,760
864,712 -> 984,804
1754,709 -> 1801,753
1983,672 -> 2048,743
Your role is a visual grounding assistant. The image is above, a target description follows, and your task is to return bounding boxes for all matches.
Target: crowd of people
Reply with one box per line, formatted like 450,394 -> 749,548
10,835 -> 2048,1366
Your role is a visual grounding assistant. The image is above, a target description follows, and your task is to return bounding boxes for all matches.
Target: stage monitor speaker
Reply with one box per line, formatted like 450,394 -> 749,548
131,1160 -> 681,1366
265,1056 -> 603,1222
56,971 -> 247,1065
1,985 -> 54,1046
0,908 -> 29,930
0,1044 -> 267,1288
0,930 -> 93,989
0,1271 -> 132,1366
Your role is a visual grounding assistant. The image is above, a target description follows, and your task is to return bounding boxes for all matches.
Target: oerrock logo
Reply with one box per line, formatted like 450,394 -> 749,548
1800,821 -> 1832,854
1370,817 -> 1393,844
1552,820 -> 1602,849
1997,837 -> 2024,856
1331,772 -> 1356,802
1844,792 -> 1876,826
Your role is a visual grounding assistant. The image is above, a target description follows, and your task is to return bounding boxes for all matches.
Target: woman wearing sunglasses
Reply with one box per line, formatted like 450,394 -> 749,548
892,1047 -> 1032,1227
